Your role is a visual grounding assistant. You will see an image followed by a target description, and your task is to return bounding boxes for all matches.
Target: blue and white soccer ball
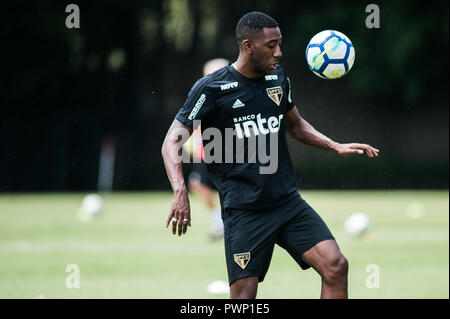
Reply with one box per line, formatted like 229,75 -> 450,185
306,30 -> 355,79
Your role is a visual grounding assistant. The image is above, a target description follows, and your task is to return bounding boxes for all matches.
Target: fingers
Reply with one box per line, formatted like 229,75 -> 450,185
166,212 -> 191,236
178,219 -> 183,236
175,217 -> 191,236
346,149 -> 363,156
362,144 -> 379,158
164,210 -> 180,235
349,143 -> 380,158
371,146 -> 380,157
182,218 -> 190,234
165,212 -> 174,228
340,146 -> 363,156
366,147 -> 378,158
172,216 -> 178,235
179,218 -> 190,236
166,196 -> 191,236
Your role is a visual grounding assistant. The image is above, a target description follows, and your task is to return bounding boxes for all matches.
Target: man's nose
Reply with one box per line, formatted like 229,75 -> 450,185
274,45 -> 282,59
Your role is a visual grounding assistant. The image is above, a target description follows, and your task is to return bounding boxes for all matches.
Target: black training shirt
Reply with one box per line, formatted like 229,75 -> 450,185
176,64 -> 299,210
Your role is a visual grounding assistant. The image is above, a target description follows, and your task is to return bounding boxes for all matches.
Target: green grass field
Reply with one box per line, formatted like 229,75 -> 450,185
0,190 -> 448,299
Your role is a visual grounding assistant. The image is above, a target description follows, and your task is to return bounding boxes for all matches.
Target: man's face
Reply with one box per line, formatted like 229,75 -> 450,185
250,27 -> 283,74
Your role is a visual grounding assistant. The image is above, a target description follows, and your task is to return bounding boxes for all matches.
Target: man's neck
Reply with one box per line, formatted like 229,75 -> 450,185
232,56 -> 264,79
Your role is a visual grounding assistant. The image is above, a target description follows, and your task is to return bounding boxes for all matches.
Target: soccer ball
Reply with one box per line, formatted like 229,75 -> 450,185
344,213 -> 370,237
206,280 -> 230,294
305,30 -> 355,79
78,193 -> 104,222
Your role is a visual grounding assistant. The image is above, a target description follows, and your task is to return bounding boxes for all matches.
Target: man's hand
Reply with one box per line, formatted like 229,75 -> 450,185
162,119 -> 194,237
165,188 -> 191,236
335,143 -> 379,158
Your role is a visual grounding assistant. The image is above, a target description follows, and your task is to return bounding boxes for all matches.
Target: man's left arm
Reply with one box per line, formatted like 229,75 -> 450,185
285,106 -> 379,158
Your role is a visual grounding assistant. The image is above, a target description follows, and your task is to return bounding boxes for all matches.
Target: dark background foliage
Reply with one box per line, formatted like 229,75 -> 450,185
1,0 -> 448,191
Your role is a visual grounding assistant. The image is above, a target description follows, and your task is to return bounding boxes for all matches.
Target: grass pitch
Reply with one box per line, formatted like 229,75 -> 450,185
0,190 -> 448,299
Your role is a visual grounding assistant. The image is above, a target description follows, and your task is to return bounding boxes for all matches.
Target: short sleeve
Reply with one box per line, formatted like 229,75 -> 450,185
285,75 -> 295,112
175,77 -> 216,129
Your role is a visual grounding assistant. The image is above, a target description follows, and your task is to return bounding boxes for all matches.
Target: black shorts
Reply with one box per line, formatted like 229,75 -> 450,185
223,193 -> 335,285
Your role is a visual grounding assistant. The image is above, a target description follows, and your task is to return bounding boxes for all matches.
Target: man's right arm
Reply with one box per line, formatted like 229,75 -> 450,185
285,106 -> 379,157
161,119 -> 193,236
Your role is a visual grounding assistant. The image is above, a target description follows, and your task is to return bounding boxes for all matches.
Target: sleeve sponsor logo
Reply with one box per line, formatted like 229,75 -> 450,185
188,94 -> 206,120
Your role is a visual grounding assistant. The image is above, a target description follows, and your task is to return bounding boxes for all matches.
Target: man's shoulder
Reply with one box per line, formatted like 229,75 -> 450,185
190,65 -> 234,92
207,65 -> 232,80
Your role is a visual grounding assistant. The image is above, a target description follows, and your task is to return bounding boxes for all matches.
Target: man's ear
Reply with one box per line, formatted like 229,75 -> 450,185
242,39 -> 253,55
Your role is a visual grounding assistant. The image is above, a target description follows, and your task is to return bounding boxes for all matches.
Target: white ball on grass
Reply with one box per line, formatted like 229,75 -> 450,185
206,280 -> 229,294
344,213 -> 371,237
82,194 -> 103,215
78,194 -> 104,222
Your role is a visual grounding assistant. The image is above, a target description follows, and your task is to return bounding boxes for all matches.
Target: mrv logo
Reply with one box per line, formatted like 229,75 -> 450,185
221,81 -> 238,91
234,113 -> 284,139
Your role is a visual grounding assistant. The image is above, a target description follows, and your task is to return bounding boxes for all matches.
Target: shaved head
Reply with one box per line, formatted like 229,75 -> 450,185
235,11 -> 279,49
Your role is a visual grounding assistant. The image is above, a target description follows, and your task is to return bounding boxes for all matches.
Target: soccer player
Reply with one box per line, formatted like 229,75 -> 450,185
186,58 -> 229,239
161,11 -> 379,299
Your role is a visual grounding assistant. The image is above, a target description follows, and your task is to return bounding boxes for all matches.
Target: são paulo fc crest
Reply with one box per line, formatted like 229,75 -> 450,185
266,86 -> 283,106
234,252 -> 251,269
